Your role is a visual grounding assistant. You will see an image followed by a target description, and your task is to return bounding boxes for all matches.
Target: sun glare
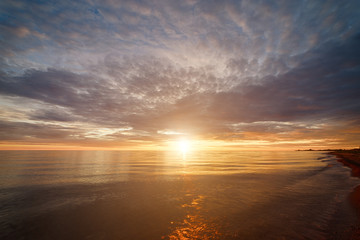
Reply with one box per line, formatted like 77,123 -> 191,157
178,139 -> 190,154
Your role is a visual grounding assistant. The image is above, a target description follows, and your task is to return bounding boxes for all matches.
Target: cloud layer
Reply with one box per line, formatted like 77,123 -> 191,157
0,0 -> 360,149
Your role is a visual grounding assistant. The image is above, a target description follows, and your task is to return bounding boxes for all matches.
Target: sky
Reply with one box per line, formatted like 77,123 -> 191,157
0,0 -> 360,151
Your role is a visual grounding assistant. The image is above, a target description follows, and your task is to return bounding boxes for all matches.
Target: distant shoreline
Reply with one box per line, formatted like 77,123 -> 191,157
297,148 -> 360,152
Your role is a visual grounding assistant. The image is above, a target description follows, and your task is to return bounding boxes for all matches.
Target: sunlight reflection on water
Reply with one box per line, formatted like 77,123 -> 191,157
0,150 -> 327,187
165,194 -> 222,240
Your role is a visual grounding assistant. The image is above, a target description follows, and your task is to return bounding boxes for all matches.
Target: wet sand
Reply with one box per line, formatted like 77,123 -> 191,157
331,150 -> 360,239
331,150 -> 360,174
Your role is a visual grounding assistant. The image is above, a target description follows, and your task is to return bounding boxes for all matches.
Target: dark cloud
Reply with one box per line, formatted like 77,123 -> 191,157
30,109 -> 76,122
0,69 -> 98,107
0,120 -> 75,140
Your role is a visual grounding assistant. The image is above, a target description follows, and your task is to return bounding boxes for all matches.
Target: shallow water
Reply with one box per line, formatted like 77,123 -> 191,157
0,150 -> 359,239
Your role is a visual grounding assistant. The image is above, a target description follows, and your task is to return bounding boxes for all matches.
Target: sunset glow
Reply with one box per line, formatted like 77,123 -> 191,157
177,139 -> 190,154
0,0 -> 359,150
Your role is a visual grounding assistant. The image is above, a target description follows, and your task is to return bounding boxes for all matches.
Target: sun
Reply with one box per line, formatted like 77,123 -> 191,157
177,139 -> 190,154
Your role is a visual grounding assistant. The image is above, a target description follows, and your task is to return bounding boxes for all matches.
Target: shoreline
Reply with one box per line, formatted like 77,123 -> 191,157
330,150 -> 360,177
329,150 -> 360,239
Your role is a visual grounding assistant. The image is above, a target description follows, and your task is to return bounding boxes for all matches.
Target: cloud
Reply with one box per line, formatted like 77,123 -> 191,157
2,0 -> 357,73
0,119 -> 75,140
30,108 -> 77,122
1,33 -> 360,141
0,0 -> 360,148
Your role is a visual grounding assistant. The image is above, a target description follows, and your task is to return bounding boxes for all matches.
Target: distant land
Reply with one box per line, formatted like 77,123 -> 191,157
299,148 -> 360,166
297,148 -> 360,152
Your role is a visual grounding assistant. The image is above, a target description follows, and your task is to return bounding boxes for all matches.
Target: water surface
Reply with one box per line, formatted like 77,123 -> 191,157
0,150 -> 358,239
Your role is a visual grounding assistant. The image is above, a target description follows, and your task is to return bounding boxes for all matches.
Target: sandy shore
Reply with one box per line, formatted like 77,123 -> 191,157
331,150 -> 360,177
330,150 -> 360,239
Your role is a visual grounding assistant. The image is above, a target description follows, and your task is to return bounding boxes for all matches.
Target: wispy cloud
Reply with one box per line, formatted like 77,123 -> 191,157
0,0 -> 360,149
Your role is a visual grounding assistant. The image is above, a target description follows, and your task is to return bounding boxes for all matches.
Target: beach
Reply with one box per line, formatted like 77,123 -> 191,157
330,149 -> 360,239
